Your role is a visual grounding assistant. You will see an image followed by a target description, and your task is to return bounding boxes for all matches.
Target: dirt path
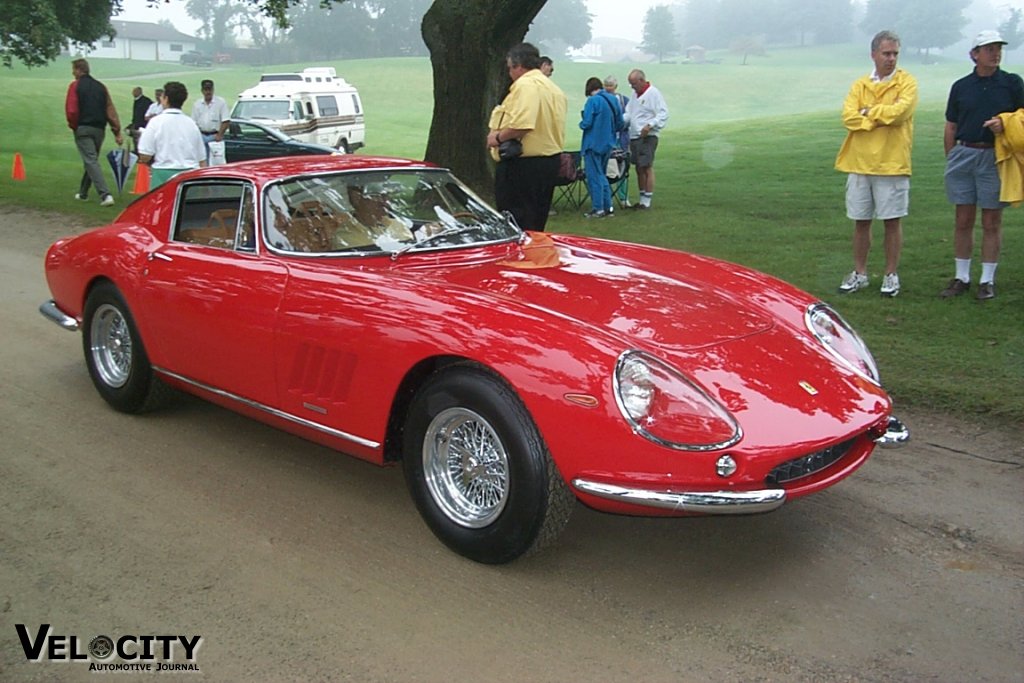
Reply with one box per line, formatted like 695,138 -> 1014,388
1,207 -> 1021,682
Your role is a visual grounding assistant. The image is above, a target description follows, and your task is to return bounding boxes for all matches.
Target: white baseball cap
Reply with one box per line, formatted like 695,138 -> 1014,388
972,30 -> 1007,50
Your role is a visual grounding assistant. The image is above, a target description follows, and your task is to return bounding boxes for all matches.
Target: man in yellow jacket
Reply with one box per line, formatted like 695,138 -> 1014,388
835,30 -> 918,298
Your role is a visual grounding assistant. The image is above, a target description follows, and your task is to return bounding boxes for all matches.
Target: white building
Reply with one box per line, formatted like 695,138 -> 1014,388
72,20 -> 199,62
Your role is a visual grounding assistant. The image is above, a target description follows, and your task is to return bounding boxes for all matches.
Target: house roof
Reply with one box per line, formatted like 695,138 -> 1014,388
110,20 -> 196,42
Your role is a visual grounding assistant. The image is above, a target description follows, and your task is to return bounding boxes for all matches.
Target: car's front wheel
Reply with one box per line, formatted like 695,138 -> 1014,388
82,282 -> 170,413
402,364 -> 574,564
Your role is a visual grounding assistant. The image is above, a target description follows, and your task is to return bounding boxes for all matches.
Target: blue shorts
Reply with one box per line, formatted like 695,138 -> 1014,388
944,145 -> 1006,210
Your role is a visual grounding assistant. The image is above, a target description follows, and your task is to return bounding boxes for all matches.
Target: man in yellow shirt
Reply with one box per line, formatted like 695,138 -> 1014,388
834,30 -> 918,298
487,43 -> 567,231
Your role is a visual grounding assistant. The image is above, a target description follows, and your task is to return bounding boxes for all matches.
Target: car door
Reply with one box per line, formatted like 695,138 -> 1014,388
137,180 -> 287,407
225,122 -> 287,163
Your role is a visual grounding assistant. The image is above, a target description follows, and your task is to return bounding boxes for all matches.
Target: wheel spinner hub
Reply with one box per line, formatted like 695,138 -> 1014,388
423,407 -> 510,528
91,303 -> 133,388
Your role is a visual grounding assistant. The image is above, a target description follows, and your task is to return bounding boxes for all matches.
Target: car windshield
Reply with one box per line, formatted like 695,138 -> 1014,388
262,169 -> 520,256
231,101 -> 291,121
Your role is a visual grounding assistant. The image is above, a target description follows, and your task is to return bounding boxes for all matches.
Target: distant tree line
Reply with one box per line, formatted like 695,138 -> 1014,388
179,0 -> 590,62
653,0 -> 1018,59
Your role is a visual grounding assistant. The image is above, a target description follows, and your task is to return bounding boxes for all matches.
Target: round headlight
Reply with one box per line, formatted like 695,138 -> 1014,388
618,356 -> 655,420
805,303 -> 880,384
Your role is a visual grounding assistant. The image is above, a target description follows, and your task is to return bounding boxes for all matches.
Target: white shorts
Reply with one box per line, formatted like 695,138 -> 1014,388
845,174 -> 910,221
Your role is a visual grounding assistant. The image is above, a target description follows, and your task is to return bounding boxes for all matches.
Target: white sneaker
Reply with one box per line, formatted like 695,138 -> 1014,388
74,193 -> 85,200
880,273 -> 900,297
100,195 -> 115,207
838,271 -> 869,293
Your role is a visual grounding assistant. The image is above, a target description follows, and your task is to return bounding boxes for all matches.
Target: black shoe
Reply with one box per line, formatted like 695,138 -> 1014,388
976,282 -> 995,300
939,278 -> 969,298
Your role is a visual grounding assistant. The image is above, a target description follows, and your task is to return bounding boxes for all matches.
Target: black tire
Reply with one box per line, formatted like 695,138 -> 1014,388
402,364 -> 574,564
81,282 -> 171,413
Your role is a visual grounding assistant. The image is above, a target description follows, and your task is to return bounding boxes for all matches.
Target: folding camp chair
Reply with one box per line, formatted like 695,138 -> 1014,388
551,151 -> 587,210
607,148 -> 630,208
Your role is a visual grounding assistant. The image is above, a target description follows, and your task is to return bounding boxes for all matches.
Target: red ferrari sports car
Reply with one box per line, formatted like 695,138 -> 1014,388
41,156 -> 907,563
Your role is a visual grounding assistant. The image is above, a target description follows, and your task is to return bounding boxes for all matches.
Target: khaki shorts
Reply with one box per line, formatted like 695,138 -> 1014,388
845,173 -> 909,220
629,135 -> 659,168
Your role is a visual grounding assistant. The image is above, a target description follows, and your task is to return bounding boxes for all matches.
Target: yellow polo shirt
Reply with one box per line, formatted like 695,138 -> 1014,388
490,69 -> 567,161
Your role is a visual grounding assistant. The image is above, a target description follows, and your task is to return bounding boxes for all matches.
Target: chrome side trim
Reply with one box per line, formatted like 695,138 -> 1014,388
156,368 -> 381,450
39,300 -> 80,331
572,479 -> 786,515
874,415 -> 910,448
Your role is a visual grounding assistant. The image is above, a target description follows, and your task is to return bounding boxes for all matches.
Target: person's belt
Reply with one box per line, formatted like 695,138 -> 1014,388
957,140 -> 994,149
201,130 -> 218,135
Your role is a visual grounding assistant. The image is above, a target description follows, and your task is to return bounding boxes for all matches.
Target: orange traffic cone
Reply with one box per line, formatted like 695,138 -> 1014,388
11,153 -> 25,181
132,163 -> 150,194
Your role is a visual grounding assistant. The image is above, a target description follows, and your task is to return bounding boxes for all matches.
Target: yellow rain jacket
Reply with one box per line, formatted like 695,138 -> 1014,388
835,69 -> 918,176
995,108 -> 1024,205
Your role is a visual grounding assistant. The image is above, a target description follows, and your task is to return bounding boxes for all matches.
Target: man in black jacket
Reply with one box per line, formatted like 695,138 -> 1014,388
65,59 -> 123,206
127,86 -> 153,154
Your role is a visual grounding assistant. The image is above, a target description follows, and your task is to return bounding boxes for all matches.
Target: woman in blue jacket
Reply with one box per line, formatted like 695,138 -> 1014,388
579,76 -> 624,218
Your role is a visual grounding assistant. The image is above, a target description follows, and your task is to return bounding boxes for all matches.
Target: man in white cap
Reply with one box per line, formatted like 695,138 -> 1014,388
940,30 -> 1024,301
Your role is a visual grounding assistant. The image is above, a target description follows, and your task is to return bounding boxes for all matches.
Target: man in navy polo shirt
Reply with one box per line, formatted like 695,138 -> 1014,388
941,30 -> 1024,301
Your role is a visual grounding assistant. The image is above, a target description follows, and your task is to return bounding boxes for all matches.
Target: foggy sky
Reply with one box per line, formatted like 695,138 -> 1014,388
115,0 -> 1024,48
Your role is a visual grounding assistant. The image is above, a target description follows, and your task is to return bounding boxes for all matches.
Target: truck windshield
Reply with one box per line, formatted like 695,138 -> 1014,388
231,101 -> 291,121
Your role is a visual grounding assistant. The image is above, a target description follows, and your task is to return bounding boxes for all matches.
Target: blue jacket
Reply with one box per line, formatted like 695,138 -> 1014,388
580,90 -> 624,154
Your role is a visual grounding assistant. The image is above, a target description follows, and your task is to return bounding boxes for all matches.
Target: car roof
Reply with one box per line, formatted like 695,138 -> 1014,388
177,156 -> 437,184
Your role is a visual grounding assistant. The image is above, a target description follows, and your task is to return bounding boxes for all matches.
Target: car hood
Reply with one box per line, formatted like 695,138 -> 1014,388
420,234 -> 776,353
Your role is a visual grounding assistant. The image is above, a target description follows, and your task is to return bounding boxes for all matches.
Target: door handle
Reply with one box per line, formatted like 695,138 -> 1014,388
148,252 -> 173,262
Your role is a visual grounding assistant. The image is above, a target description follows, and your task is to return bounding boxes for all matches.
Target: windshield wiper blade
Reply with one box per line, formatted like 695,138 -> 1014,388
390,225 -> 486,260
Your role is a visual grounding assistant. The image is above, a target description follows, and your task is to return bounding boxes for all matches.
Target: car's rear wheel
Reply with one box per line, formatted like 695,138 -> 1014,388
402,364 -> 574,564
82,282 -> 170,413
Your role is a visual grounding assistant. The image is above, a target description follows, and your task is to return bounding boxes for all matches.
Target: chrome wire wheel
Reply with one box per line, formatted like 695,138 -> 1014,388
422,407 -> 510,528
89,303 -> 133,389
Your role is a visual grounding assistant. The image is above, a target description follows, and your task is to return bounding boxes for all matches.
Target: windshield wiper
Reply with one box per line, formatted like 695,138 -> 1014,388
390,225 -> 487,260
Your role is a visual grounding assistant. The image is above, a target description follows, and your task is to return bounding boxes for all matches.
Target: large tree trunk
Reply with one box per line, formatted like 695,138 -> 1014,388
421,0 -> 548,197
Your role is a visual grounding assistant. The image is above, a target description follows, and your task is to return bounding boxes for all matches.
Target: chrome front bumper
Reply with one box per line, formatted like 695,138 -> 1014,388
39,300 -> 79,331
874,415 -> 910,448
572,479 -> 786,514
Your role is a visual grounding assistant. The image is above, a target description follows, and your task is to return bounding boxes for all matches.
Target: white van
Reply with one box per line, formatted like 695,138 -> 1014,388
230,67 -> 365,152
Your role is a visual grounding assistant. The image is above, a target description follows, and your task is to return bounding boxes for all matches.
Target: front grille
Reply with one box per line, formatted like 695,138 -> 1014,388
765,437 -> 858,486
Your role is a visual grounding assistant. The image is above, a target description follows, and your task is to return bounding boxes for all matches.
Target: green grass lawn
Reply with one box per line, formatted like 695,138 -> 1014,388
1,48 -> 1021,419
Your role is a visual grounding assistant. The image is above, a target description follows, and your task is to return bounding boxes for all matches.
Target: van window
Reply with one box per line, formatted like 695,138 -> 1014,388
351,94 -> 361,115
292,101 -> 305,121
316,95 -> 339,117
